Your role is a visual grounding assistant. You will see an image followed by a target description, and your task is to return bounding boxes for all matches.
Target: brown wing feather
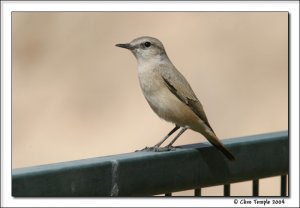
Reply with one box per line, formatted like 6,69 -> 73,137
161,72 -> 235,161
161,76 -> 215,134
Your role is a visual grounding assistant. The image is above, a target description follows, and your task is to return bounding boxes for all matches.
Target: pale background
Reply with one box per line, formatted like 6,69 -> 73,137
12,12 -> 288,196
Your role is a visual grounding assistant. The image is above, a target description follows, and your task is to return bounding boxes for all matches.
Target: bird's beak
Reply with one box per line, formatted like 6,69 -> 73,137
115,43 -> 133,50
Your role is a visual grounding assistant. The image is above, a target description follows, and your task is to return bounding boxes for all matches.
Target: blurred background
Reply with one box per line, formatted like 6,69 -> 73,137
12,12 -> 288,196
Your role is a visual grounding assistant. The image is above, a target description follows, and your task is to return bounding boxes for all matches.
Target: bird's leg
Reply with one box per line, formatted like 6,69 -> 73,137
153,125 -> 180,148
138,125 -> 179,152
165,127 -> 188,149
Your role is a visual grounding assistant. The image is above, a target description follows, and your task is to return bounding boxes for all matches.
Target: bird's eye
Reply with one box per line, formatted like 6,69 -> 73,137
144,42 -> 151,47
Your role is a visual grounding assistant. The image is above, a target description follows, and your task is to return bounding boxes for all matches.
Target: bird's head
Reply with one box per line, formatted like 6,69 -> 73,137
116,36 -> 167,62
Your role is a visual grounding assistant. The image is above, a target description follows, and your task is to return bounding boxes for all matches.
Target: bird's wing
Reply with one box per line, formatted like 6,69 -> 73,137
160,67 -> 215,134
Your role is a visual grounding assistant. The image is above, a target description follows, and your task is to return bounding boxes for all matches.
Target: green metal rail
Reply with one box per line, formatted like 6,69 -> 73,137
12,131 -> 288,196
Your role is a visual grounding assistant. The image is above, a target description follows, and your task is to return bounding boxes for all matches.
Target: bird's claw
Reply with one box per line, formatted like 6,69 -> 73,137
136,145 -> 177,152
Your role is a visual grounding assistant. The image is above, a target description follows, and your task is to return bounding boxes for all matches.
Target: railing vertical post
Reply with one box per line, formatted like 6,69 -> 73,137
194,188 -> 201,196
281,175 -> 287,196
224,184 -> 230,196
253,179 -> 259,196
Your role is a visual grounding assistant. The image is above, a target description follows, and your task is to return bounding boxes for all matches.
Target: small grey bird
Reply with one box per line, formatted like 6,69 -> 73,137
116,36 -> 235,161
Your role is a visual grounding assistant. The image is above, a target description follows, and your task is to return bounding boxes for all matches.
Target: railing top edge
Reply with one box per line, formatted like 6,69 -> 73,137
12,130 -> 288,175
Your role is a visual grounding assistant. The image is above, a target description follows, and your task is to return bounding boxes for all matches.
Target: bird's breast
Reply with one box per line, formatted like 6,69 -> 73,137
138,66 -> 162,95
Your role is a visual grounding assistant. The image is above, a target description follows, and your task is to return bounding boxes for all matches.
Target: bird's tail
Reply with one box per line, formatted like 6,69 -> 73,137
204,132 -> 235,161
212,140 -> 235,161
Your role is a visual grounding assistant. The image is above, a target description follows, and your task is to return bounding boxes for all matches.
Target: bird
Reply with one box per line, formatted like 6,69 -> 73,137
116,36 -> 235,161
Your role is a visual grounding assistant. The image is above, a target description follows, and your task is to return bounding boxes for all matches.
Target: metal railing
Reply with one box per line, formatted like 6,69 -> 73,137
12,131 -> 288,196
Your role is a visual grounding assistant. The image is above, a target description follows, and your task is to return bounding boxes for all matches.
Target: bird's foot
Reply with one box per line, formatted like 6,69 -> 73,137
135,146 -> 160,152
135,145 -> 177,152
159,146 -> 177,152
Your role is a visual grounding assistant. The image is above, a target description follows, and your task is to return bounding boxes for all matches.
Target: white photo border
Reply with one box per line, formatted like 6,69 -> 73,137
1,1 -> 299,207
